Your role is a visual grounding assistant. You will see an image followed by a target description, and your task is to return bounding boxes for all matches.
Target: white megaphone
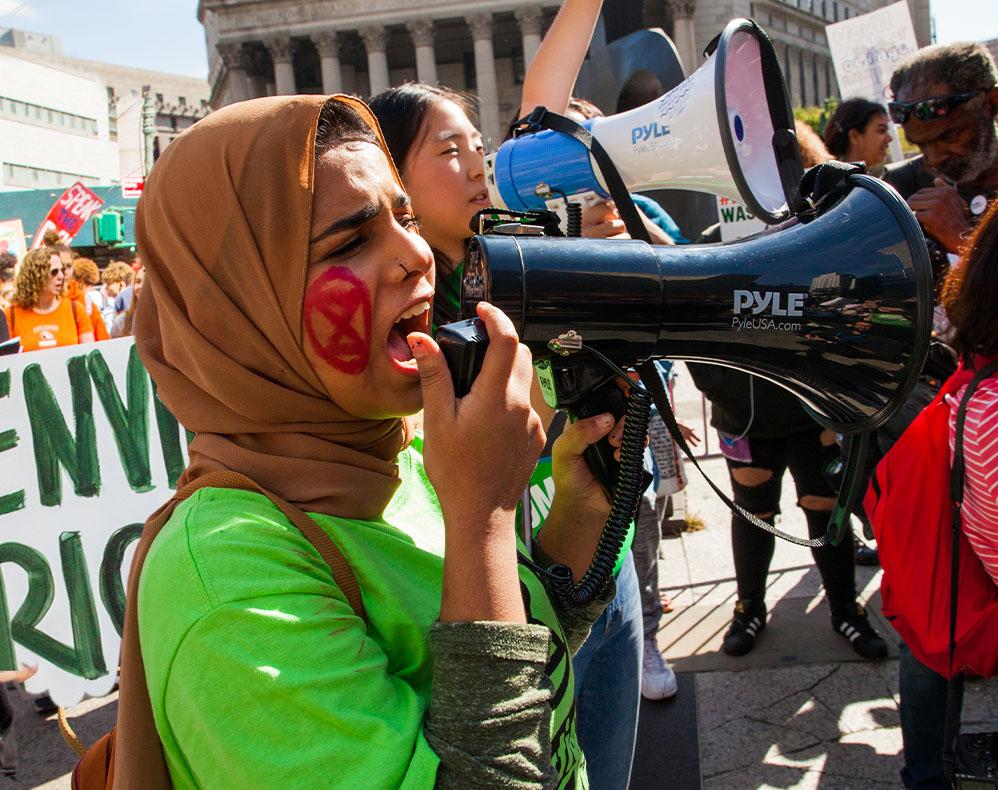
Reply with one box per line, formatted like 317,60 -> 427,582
486,19 -> 803,223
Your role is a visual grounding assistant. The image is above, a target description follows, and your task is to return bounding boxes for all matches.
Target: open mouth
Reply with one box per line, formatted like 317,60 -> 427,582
471,191 -> 489,205
387,299 -> 432,373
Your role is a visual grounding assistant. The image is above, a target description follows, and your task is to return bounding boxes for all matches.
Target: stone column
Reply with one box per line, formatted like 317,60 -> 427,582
360,25 -> 390,96
515,6 -> 544,68
468,13 -> 500,147
217,42 -> 251,104
341,63 -> 358,96
407,20 -> 437,85
784,45 -> 800,106
265,35 -> 296,95
312,31 -> 343,95
799,48 -> 808,106
668,1 -> 697,75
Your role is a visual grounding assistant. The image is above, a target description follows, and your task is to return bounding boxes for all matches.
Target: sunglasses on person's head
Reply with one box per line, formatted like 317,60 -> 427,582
888,90 -> 985,124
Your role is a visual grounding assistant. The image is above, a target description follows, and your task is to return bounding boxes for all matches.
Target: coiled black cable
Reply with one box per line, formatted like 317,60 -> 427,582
546,382 -> 652,607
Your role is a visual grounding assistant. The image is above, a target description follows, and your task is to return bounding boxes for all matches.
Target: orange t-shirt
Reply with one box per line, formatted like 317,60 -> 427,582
69,286 -> 110,341
89,302 -> 110,341
4,299 -> 94,352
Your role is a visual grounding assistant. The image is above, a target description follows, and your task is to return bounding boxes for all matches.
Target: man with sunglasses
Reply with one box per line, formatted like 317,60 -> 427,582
885,42 -> 998,265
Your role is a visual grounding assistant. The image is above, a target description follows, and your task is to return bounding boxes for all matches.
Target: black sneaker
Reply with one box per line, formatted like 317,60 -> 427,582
722,600 -> 766,656
32,693 -> 58,715
832,605 -> 888,659
855,542 -> 880,567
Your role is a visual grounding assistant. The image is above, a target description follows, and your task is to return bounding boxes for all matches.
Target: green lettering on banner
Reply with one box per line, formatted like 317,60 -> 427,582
0,370 -> 25,516
0,536 -> 106,677
88,346 -> 153,492
100,524 -> 142,636
720,206 -> 735,223
151,379 -> 186,489
24,357 -> 100,506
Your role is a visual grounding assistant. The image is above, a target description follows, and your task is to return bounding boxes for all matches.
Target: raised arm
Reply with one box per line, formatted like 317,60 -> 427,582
518,0 -> 604,118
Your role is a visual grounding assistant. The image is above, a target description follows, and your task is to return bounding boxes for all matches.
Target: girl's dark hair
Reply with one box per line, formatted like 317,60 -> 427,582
369,84 -> 478,326
943,200 -> 998,360
315,99 -> 378,158
822,98 -> 887,158
368,83 -> 477,174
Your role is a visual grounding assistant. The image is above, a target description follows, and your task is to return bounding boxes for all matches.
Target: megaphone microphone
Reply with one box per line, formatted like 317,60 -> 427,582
486,18 -> 803,225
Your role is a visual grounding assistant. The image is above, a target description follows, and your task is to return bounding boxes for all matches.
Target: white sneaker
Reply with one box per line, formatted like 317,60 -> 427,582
641,639 -> 678,700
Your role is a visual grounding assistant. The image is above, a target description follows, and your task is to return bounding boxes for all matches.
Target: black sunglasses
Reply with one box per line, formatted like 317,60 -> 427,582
888,90 -> 984,124
50,267 -> 61,276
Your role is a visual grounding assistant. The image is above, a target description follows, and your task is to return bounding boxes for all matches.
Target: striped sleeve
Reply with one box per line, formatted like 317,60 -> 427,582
949,378 -> 998,586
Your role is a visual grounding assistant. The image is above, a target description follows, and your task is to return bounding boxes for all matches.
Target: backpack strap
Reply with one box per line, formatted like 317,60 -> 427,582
112,471 -> 367,788
184,470 -> 367,621
942,359 -> 998,783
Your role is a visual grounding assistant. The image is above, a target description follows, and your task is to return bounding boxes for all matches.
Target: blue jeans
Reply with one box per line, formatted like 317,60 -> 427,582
899,642 -> 965,788
573,554 -> 643,790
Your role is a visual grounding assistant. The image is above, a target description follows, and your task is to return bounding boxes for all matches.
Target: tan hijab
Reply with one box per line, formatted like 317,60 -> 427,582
135,95 -> 409,520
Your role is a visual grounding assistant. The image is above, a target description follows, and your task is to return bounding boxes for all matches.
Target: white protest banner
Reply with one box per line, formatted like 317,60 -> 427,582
716,195 -> 766,242
825,1 -> 918,163
0,337 -> 187,706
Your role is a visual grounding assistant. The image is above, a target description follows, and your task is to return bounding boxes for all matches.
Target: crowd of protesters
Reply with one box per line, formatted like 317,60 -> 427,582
0,232 -> 143,350
0,1 -> 994,786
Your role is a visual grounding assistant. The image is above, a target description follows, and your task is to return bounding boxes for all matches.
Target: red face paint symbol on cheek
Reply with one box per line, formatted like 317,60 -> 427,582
304,266 -> 372,375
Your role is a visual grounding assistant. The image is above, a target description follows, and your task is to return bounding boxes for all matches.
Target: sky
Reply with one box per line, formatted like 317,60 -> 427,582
0,0 -> 996,81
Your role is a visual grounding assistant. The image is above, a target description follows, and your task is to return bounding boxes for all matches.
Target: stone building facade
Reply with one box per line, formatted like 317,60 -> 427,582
199,1 -> 562,148
1,27 -> 211,180
199,0 -> 935,148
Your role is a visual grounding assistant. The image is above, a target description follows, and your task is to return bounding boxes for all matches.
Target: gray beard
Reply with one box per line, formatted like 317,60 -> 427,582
939,118 -> 998,185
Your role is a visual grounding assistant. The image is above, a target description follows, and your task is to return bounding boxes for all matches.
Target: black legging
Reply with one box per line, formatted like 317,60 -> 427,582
726,427 -> 857,618
0,687 -> 11,733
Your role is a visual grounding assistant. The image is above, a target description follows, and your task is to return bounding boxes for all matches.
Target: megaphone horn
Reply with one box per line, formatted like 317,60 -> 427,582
486,18 -> 803,224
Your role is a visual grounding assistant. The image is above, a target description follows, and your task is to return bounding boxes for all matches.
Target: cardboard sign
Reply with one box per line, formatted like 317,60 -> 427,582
0,338 -> 187,706
0,219 -> 28,260
30,182 -> 105,250
0,220 -> 27,261
825,1 -> 918,163
716,196 -> 766,242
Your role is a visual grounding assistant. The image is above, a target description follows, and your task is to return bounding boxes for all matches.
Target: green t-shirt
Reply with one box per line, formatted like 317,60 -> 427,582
138,440 -> 586,789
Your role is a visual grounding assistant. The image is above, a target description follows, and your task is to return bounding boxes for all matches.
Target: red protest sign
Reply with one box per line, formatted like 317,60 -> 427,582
31,182 -> 105,249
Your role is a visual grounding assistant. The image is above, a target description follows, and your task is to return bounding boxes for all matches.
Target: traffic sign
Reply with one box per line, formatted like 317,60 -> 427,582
122,176 -> 145,199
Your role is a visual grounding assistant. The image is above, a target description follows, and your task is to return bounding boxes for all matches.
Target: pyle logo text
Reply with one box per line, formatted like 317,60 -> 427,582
733,290 -> 806,317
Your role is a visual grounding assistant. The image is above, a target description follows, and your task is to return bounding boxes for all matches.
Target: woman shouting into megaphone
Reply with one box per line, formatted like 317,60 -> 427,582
118,95 -> 628,788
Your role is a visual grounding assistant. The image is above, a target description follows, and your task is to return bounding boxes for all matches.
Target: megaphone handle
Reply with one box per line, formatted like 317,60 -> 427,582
572,382 -> 628,497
